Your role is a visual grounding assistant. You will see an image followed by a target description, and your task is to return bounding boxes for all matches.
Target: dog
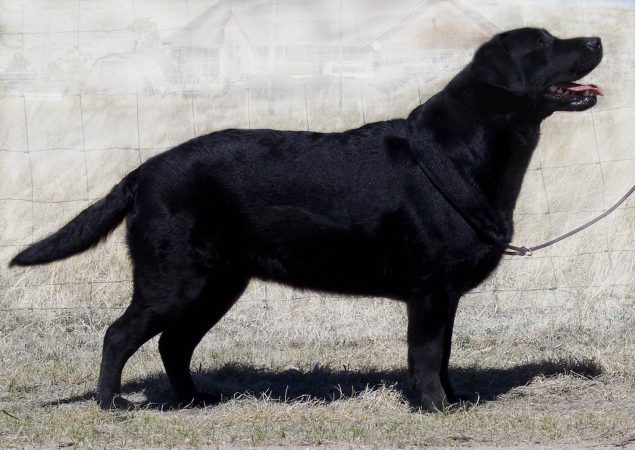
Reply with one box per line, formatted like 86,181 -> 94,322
10,27 -> 603,411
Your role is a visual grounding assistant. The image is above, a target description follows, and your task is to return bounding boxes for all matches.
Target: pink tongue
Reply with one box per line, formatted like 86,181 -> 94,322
557,82 -> 604,96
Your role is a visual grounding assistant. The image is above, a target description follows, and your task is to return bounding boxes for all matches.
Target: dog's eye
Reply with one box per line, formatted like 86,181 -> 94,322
537,37 -> 548,48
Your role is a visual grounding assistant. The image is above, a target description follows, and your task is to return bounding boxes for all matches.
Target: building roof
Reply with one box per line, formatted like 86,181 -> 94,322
168,0 -> 501,52
361,0 -> 500,50
168,0 -> 425,48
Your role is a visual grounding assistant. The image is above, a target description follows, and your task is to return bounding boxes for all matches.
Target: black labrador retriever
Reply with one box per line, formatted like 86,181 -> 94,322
10,28 -> 603,411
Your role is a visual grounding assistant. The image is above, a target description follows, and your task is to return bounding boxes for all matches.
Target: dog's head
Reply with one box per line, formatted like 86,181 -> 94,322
470,27 -> 603,112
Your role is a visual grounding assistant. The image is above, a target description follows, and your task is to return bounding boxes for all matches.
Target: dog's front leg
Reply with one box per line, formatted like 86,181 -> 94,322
407,287 -> 458,412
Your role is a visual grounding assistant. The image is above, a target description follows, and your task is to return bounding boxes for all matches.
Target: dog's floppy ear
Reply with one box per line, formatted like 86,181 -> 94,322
471,34 -> 527,95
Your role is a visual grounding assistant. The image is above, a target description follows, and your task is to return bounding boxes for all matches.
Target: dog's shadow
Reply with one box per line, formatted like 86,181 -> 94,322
43,358 -> 602,410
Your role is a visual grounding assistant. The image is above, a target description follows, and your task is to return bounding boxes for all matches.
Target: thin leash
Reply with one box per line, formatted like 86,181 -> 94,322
405,126 -> 635,256
503,183 -> 635,256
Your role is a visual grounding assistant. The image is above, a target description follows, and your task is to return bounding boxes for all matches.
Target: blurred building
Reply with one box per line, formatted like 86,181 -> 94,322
78,0 -> 500,95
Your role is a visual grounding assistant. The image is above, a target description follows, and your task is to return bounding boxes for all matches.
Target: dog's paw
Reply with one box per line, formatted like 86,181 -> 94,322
419,389 -> 450,413
420,391 -> 473,413
98,394 -> 135,411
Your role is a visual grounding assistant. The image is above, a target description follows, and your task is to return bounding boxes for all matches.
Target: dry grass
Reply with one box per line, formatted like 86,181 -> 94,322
1,259 -> 634,448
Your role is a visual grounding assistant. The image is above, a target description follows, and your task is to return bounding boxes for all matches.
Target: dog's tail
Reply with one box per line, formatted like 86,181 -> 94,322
9,168 -> 140,267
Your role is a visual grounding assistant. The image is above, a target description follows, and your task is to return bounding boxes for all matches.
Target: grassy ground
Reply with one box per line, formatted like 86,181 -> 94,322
0,274 -> 634,448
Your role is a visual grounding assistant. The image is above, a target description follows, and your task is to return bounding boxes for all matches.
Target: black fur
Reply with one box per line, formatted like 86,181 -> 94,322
10,28 -> 603,411
10,168 -> 139,266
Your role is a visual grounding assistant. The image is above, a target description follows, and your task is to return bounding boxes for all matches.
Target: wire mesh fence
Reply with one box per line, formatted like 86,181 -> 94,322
1,0 -> 633,315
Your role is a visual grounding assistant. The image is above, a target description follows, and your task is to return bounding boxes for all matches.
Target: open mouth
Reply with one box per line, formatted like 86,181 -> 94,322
543,82 -> 603,110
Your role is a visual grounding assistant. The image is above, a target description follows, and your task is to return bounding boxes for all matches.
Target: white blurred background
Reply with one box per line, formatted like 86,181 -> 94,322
0,0 -> 633,310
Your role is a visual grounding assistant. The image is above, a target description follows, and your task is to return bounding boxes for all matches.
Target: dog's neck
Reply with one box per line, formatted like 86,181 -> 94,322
410,75 -> 547,221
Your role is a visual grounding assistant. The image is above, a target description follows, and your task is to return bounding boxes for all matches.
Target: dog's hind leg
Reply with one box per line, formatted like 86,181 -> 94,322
158,274 -> 248,407
97,294 -> 164,410
96,271 -> 208,410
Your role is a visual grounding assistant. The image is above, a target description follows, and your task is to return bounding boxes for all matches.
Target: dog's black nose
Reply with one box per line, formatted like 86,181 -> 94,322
587,37 -> 602,50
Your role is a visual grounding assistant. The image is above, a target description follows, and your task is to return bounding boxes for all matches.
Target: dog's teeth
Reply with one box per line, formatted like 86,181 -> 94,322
548,85 -> 557,92
583,90 -> 590,97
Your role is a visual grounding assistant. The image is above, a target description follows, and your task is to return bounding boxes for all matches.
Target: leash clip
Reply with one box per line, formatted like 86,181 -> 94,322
517,246 -> 533,256
505,245 -> 533,256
